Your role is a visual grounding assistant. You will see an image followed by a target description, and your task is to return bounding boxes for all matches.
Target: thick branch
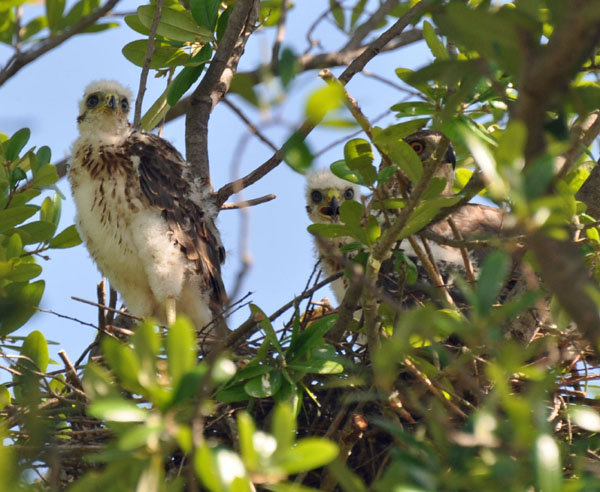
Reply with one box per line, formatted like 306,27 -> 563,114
0,0 -> 120,87
185,0 -> 260,186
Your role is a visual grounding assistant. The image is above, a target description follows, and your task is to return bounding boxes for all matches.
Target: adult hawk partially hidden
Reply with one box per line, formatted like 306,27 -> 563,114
69,80 -> 227,332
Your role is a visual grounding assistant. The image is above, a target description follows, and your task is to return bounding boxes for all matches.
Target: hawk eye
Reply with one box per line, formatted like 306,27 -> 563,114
311,190 -> 323,203
343,188 -> 354,200
410,141 -> 425,155
120,98 -> 129,112
86,94 -> 99,108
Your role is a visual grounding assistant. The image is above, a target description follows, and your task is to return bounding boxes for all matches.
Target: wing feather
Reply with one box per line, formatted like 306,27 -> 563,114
125,132 -> 227,311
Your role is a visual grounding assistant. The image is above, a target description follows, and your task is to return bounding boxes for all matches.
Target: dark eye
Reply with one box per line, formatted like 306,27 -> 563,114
120,98 -> 129,112
311,190 -> 322,203
410,141 -> 425,155
86,94 -> 99,108
343,188 -> 354,200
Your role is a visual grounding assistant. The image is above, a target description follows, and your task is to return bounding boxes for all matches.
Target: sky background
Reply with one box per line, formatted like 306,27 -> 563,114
0,0 -> 433,363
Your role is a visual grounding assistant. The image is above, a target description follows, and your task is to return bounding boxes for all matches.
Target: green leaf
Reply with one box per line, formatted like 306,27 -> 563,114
5,262 -> 42,282
244,370 -> 283,398
495,120 -> 527,166
305,83 -> 345,124
167,65 -> 204,106
0,385 -> 11,410
377,164 -> 398,185
422,20 -> 449,61
4,128 -> 30,161
475,250 -> 509,316
0,280 -> 44,336
45,0 -> 65,33
330,160 -> 363,185
195,444 -> 225,492
20,16 -> 48,41
279,47 -> 297,88
0,206 -> 38,233
276,438 -> 338,474
307,223 -> 352,239
351,0 -> 367,28
122,40 -> 190,69
284,131 -> 313,173
237,411 -> 258,469
49,224 -> 82,249
287,314 -> 338,362
399,196 -> 461,238
137,5 -> 212,43
15,220 -> 56,244
166,316 -> 196,385
32,164 -> 58,186
288,360 -> 343,374
124,13 -> 149,35
169,364 -> 208,406
191,0 -> 220,30
535,434 -> 562,492
6,232 -> 22,259
88,398 -> 149,422
21,330 -> 49,373
330,0 -> 345,31
391,101 -> 435,117
101,337 -> 142,393
373,130 -> 424,184
141,88 -> 171,132
216,5 -> 231,41
273,403 -> 295,452
131,321 -> 160,389
344,138 -> 377,186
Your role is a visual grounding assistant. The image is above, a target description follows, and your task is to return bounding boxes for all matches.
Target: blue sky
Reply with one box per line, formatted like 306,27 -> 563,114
0,0 -> 431,362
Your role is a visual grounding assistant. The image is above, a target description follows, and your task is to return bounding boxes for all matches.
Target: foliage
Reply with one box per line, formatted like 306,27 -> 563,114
1,0 -> 600,491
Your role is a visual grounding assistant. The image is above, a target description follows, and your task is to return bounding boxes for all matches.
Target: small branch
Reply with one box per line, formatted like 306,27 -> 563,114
57,350 -> 84,391
71,296 -> 141,321
133,0 -> 164,128
342,0 -> 399,51
556,110 -> 600,179
0,0 -> 121,87
220,194 -> 276,210
447,217 -> 476,284
222,97 -> 278,151
270,0 -> 290,72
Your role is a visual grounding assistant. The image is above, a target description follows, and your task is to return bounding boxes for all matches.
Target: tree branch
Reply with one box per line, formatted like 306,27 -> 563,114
185,0 -> 260,187
0,0 -> 121,87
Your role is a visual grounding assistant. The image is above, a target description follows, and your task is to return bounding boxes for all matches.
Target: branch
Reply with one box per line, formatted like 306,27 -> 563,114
220,194 -> 276,210
557,109 -> 600,179
215,2 -> 432,207
185,0 -> 260,186
0,0 -> 121,87
342,0 -> 399,51
133,0 -> 164,128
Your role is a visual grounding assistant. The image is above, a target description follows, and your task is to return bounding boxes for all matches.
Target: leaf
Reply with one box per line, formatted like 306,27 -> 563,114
124,13 -> 149,35
4,128 -> 30,161
45,0 -> 65,33
422,20 -> 449,61
305,83 -> 345,124
195,444 -> 225,492
137,5 -> 212,43
166,316 -> 196,385
122,40 -> 190,69
141,88 -> 171,132
0,206 -> 38,233
474,250 -> 509,316
350,0 -> 367,28
284,132 -> 313,173
15,220 -> 56,244
167,64 -> 204,106
373,130 -> 424,184
535,434 -> 562,492
307,223 -> 352,239
0,385 -> 11,410
244,370 -> 283,398
330,0 -> 345,31
237,411 -> 258,469
21,330 -> 49,373
287,360 -> 343,374
49,224 -> 82,249
330,160 -> 363,185
344,138 -> 377,186
279,47 -> 297,88
88,398 -> 149,422
21,16 -> 48,41
287,314 -> 337,362
399,196 -> 461,238
216,5 -> 231,41
391,101 -> 435,117
101,337 -> 142,393
32,164 -> 58,186
276,438 -> 338,474
191,0 -> 220,30
5,262 -> 42,282
0,280 -> 44,336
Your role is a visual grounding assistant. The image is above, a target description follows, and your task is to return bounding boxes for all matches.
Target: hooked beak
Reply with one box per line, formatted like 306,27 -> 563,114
319,194 -> 340,222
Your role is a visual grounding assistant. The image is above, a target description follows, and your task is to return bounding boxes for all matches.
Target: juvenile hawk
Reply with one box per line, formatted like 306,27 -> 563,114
69,80 -> 227,332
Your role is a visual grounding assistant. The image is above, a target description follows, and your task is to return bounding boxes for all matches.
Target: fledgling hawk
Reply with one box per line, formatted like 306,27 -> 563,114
305,130 -> 507,306
68,80 -> 227,332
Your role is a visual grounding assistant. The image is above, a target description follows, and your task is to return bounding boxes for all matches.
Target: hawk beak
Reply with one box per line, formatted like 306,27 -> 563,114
319,192 -> 341,222
104,92 -> 118,110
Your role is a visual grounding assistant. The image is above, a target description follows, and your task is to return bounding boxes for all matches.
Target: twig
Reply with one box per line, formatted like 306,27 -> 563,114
270,0 -> 290,72
37,308 -> 98,330
222,97 -> 278,151
71,296 -> 141,321
58,350 -> 84,391
342,0 -> 399,51
133,0 -> 164,128
447,217 -> 476,284
0,0 -> 121,87
220,194 -> 276,210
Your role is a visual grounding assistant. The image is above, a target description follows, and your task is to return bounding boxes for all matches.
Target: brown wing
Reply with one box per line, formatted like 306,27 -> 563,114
125,132 -> 227,311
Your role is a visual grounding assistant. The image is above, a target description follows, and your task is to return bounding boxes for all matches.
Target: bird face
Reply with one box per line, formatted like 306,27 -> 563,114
77,80 -> 132,136
305,170 -> 359,224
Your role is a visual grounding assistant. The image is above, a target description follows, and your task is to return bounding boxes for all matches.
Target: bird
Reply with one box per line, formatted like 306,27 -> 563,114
305,130 -> 509,308
305,169 -> 361,303
68,80 -> 227,334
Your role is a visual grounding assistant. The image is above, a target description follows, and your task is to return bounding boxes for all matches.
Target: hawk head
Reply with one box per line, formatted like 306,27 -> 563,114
305,170 -> 360,223
77,80 -> 132,137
